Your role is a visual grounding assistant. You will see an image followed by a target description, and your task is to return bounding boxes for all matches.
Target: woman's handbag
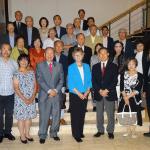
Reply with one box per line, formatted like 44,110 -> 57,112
116,104 -> 137,126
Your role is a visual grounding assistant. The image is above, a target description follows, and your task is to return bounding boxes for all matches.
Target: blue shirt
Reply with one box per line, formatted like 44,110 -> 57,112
27,27 -> 32,46
9,35 -> 15,48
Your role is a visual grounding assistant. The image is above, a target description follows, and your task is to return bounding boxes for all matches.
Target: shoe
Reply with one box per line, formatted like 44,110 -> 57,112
39,138 -> 45,144
81,134 -> 85,138
4,133 -> 15,141
67,109 -> 71,113
108,133 -> 114,139
0,136 -> 3,143
20,137 -> 27,144
48,119 -> 52,125
144,132 -> 150,137
93,107 -> 96,112
60,119 -> 67,125
74,137 -> 83,143
53,136 -> 60,141
26,137 -> 34,142
93,132 -> 104,137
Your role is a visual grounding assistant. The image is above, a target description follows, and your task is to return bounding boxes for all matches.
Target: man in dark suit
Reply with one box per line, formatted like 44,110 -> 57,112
0,22 -> 16,48
24,16 -> 40,48
78,9 -> 88,31
118,28 -> 134,60
101,26 -> 114,57
68,33 -> 92,65
36,47 -> 64,144
92,47 -> 118,139
54,40 -> 68,125
13,10 -> 26,36
53,15 -> 66,39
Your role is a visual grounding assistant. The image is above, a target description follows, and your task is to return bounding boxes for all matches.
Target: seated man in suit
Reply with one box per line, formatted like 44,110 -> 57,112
13,10 -> 26,36
36,47 -> 64,144
100,26 -> 114,57
0,22 -> 16,48
24,16 -> 40,48
92,47 -> 118,139
78,9 -> 88,31
68,33 -> 92,65
54,40 -> 68,125
61,23 -> 77,56
84,17 -> 100,36
53,15 -> 66,39
118,28 -> 134,60
85,25 -> 102,54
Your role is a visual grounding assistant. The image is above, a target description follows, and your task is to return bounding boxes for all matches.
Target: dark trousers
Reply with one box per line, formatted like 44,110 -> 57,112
70,93 -> 87,139
146,84 -> 150,121
0,94 -> 14,136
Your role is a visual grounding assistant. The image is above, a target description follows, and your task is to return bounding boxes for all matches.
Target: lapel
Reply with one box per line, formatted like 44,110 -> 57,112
43,61 -> 52,81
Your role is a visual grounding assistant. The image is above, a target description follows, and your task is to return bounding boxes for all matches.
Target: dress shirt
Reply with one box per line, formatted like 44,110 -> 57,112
103,36 -> 108,48
135,51 -> 143,74
9,34 -> 15,48
0,57 -> 18,96
78,45 -> 84,51
27,27 -> 32,46
56,26 -> 60,38
43,37 -> 59,49
120,39 -> 126,52
91,36 -> 96,43
101,60 -> 108,69
77,66 -> 84,85
55,54 -> 60,62
80,20 -> 84,30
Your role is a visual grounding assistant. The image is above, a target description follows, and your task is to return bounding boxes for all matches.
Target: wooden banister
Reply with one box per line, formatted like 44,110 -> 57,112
99,0 -> 146,29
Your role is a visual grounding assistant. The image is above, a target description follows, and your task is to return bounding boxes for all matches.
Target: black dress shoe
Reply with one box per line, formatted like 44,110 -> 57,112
0,136 -> 3,143
94,132 -> 104,137
40,138 -> 45,144
53,136 -> 60,141
20,137 -> 28,144
144,132 -> 150,137
93,107 -> 96,112
74,137 -> 83,143
81,134 -> 85,138
4,133 -> 15,141
26,137 -> 34,142
108,133 -> 114,139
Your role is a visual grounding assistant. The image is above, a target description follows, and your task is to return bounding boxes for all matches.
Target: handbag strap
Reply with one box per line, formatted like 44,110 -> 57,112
122,104 -> 132,118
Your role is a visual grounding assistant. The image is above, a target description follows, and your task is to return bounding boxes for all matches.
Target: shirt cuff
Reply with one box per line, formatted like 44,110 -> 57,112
54,89 -> 58,93
47,89 -> 52,94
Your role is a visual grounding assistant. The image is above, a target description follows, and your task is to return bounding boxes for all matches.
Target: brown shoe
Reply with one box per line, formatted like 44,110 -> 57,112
48,119 -> 52,125
60,119 -> 67,125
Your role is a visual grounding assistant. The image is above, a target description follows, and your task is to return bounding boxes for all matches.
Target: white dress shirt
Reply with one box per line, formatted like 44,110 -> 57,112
135,51 -> 143,74
103,36 -> 108,48
78,66 -> 84,85
43,37 -> 59,49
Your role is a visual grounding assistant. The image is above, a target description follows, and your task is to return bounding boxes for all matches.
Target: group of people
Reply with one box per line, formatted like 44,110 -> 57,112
0,9 -> 150,145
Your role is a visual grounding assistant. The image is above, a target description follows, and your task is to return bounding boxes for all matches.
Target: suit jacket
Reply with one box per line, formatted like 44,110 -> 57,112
92,60 -> 118,101
54,26 -> 66,39
23,26 -> 40,48
36,61 -> 64,102
107,37 -> 114,56
68,45 -> 92,65
82,20 -> 88,31
68,63 -> 92,94
54,54 -> 68,86
124,39 -> 134,60
85,35 -> 102,54
0,33 -> 16,48
13,21 -> 26,36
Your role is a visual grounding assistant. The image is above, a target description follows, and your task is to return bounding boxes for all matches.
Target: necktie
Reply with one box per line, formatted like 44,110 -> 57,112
49,63 -> 53,73
17,22 -> 20,30
101,63 -> 106,78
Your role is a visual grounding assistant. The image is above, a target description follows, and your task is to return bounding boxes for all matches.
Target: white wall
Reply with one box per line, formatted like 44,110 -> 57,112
8,0 -> 142,28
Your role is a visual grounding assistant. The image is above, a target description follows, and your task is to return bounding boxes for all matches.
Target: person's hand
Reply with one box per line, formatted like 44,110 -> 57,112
49,90 -> 57,97
24,97 -> 34,105
78,93 -> 85,100
83,91 -> 90,99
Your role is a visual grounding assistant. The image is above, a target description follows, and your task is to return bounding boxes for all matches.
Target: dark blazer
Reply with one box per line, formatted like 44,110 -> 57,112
23,27 -> 40,48
107,37 -> 114,56
82,20 -> 88,31
68,45 -> 92,65
92,60 -> 118,101
13,21 -> 26,36
54,54 -> 68,86
54,26 -> 66,39
0,33 -> 16,47
124,39 -> 134,60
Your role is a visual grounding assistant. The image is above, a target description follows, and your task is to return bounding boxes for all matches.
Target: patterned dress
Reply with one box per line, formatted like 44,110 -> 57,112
14,71 -> 37,120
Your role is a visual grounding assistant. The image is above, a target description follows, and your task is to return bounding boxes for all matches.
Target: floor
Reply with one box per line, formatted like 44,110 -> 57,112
0,133 -> 150,150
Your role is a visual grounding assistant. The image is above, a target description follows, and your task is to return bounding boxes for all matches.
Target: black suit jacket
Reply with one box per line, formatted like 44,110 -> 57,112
13,21 -> 27,36
68,45 -> 92,65
54,54 -> 68,86
23,27 -> 40,48
54,26 -> 66,39
82,20 -> 88,31
107,36 -> 114,56
92,60 -> 118,101
124,39 -> 134,60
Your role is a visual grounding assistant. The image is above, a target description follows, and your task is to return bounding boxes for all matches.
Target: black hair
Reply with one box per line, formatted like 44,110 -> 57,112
125,57 -> 138,71
73,47 -> 84,54
94,43 -> 103,55
17,54 -> 30,67
78,9 -> 85,15
53,15 -> 61,21
98,47 -> 109,54
39,17 -> 49,27
101,25 -> 109,30
87,17 -> 95,23
31,37 -> 43,48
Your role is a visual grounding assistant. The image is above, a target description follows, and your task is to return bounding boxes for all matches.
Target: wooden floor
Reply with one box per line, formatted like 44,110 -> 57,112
0,133 -> 150,150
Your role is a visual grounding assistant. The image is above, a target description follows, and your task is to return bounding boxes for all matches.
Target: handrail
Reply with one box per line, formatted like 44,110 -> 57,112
99,0 -> 146,29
